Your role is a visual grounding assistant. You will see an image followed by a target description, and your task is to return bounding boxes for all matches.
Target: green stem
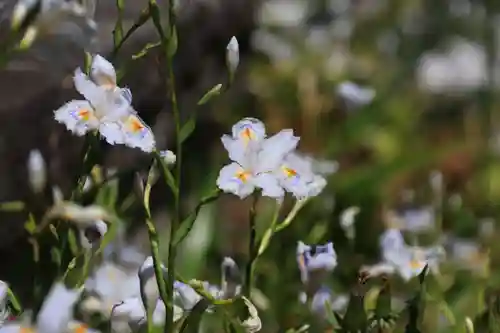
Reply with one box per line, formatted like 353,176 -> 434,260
162,3 -> 181,332
274,199 -> 308,232
144,165 -> 170,305
256,201 -> 282,258
243,194 -> 259,297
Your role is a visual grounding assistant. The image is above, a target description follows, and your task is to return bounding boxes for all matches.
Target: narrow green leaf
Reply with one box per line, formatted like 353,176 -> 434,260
49,224 -> 59,240
323,299 -> 340,328
67,229 -> 79,256
0,201 -> 25,212
7,287 -> 22,313
148,0 -> 165,40
197,84 -> 223,105
173,189 -> 221,245
51,248 -> 62,267
418,264 -> 429,285
178,299 -> 211,333
179,114 -> 197,144
24,214 -> 36,234
84,52 -> 92,75
168,26 -> 178,58
132,42 -> 161,60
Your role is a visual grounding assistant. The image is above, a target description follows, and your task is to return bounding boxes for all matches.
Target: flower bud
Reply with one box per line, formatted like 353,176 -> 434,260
159,150 -> 176,166
80,220 -> 108,250
240,297 -> 262,333
465,317 -> 474,333
221,257 -> 241,298
27,149 -> 46,193
226,36 -> 239,82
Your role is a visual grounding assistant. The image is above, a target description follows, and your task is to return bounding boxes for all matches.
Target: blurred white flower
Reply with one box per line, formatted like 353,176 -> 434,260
79,220 -> 108,250
380,233 -> 444,281
110,297 -> 181,333
226,36 -> 239,79
51,186 -> 64,204
296,241 -> 337,283
83,261 -> 142,318
479,218 -> 495,238
54,55 -> 156,153
0,281 -> 10,327
309,157 -> 338,176
240,297 -> 262,333
257,0 -> 307,27
464,316 -> 475,333
337,81 -> 376,108
45,202 -> 111,228
138,256 -> 168,312
398,207 -> 435,233
217,118 -> 299,199
220,257 -> 241,299
159,150 -> 176,165
429,170 -> 444,194
417,38 -> 487,94
394,246 -> 439,281
35,282 -> 81,333
449,238 -> 488,273
11,0 -> 97,49
27,149 -> 47,193
299,287 -> 348,316
340,206 -> 360,240
379,228 -> 406,264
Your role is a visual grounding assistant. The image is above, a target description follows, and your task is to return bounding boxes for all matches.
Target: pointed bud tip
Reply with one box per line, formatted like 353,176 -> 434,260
227,36 -> 239,52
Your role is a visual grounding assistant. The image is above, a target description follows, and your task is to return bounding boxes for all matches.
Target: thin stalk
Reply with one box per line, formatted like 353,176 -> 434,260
163,2 -> 181,331
143,166 -> 170,319
243,194 -> 259,297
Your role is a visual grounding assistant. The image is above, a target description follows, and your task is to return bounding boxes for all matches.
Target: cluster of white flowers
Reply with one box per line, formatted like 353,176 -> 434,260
0,231 -> 260,333
217,118 -> 332,200
54,55 -> 156,153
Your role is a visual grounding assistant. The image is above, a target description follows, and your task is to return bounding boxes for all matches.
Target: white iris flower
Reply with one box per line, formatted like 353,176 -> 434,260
54,55 -> 156,152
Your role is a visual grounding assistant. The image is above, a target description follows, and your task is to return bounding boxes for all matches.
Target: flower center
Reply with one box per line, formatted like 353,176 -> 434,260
235,170 -> 251,183
125,116 -> 146,136
410,259 -> 423,270
74,323 -> 89,333
240,127 -> 255,143
282,166 -> 298,178
20,327 -> 35,333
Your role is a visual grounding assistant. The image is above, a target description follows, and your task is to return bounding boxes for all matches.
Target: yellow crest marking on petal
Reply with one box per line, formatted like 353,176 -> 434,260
78,108 -> 92,121
239,127 -> 255,144
74,323 -> 89,333
235,170 -> 251,183
126,116 -> 145,133
282,166 -> 298,178
20,327 -> 35,333
410,259 -> 424,270
298,254 -> 306,270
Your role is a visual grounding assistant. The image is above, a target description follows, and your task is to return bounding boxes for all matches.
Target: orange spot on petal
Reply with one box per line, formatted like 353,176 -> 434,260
128,117 -> 145,133
74,323 -> 88,333
20,327 -> 35,333
236,170 -> 251,183
78,109 -> 91,121
283,167 -> 298,178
